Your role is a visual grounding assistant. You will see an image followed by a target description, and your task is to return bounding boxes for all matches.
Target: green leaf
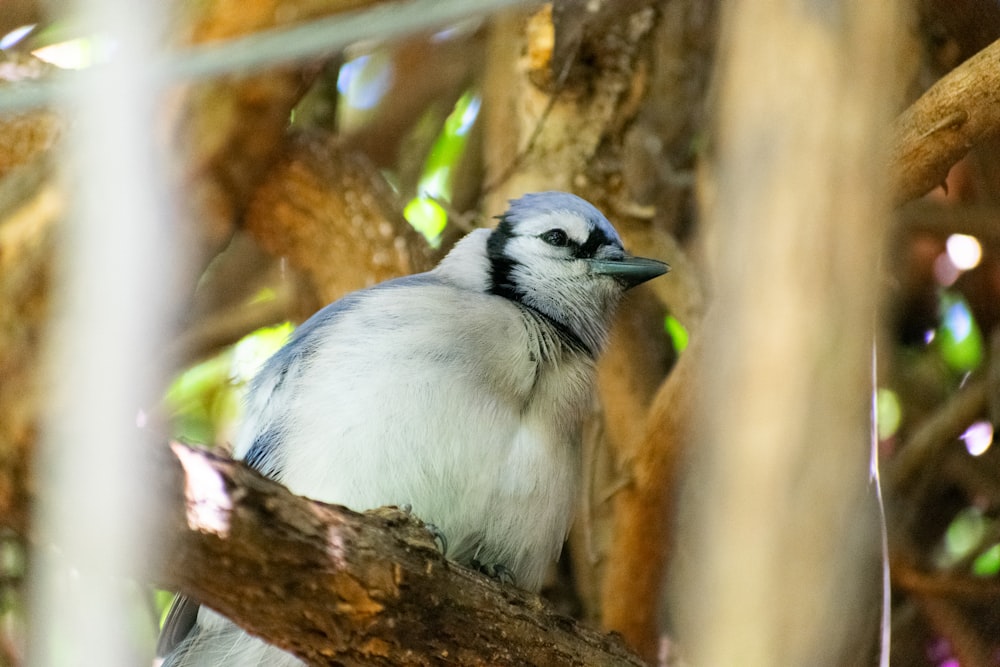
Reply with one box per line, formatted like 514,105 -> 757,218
941,507 -> 987,566
166,323 -> 293,446
936,290 -> 984,373
404,196 -> 448,247
403,90 -> 482,244
972,543 -> 1000,577
663,314 -> 689,353
875,388 -> 902,440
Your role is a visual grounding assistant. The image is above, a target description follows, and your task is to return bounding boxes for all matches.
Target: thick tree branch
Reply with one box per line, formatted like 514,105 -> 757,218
151,443 -> 644,667
600,328 -> 698,662
673,2 -> 901,664
889,37 -> 1000,206
0,157 -> 61,534
245,135 -> 436,307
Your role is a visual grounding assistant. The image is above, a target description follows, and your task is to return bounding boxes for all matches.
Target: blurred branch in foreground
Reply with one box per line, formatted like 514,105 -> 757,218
673,1 -> 907,665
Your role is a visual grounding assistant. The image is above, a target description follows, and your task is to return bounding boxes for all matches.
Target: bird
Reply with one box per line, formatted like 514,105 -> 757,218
158,191 -> 668,666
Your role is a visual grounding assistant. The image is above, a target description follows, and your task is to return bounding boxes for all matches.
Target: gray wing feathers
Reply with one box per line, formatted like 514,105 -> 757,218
160,278 -> 441,665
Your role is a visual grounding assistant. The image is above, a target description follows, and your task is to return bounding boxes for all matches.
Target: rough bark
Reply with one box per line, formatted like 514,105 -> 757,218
167,0 -> 408,260
481,8 -> 702,662
889,37 -> 1000,206
244,134 -> 436,309
152,443 -> 645,667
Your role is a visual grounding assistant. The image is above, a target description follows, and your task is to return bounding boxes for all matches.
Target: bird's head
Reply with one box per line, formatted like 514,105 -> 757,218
486,192 -> 668,356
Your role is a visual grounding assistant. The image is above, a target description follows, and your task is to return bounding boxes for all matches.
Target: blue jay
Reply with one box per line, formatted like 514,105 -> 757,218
159,191 -> 668,666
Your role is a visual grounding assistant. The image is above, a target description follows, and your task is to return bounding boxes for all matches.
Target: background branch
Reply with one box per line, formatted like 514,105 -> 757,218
889,37 -> 1000,206
886,377 -> 986,493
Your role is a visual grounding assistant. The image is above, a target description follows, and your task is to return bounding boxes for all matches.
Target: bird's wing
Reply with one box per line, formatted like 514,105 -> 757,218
234,274 -> 448,471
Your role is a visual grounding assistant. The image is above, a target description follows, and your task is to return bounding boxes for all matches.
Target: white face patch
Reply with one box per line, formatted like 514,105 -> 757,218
504,235 -> 593,275
510,211 -> 592,246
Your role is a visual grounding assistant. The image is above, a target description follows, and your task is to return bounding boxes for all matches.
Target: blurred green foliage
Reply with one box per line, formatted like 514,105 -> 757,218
165,323 -> 293,448
876,387 -> 902,441
664,314 -> 689,354
939,506 -> 988,568
973,543 -> 1000,577
935,290 -> 984,375
404,196 -> 448,245
404,90 -> 481,246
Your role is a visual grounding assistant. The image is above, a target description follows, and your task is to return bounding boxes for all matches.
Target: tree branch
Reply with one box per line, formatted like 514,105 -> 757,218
245,134 -> 437,307
600,326 -> 698,662
889,37 -> 1000,206
896,200 -> 1000,245
885,377 -> 986,494
151,443 -> 644,667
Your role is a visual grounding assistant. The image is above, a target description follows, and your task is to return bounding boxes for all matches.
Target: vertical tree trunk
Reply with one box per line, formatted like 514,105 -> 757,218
673,2 -> 907,665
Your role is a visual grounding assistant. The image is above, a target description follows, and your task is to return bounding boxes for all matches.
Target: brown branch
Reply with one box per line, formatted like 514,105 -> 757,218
896,200 -> 1000,245
909,593 -> 995,667
889,37 -> 1000,206
894,560 -> 1000,601
0,157 -> 62,535
165,285 -> 296,366
481,2 -> 659,212
672,1 -> 902,663
166,2 -> 406,266
152,443 -> 645,667
885,377 -> 986,493
0,54 -> 62,181
600,328 -> 698,663
245,134 -> 437,307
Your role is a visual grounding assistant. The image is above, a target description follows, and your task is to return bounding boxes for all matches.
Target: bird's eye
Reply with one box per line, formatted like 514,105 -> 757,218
541,229 -> 570,247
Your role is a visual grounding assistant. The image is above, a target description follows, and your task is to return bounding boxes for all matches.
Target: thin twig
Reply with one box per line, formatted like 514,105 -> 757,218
886,377 -> 987,493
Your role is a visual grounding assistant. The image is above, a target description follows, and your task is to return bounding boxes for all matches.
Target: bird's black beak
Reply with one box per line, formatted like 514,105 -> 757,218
587,255 -> 670,289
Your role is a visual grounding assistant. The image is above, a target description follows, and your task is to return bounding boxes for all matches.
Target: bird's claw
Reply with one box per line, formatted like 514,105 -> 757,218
424,523 -> 448,555
471,559 -> 515,585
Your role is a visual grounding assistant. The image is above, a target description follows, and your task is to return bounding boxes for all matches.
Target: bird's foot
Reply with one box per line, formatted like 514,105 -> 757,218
471,559 -> 516,586
424,523 -> 448,555
365,506 -> 445,555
